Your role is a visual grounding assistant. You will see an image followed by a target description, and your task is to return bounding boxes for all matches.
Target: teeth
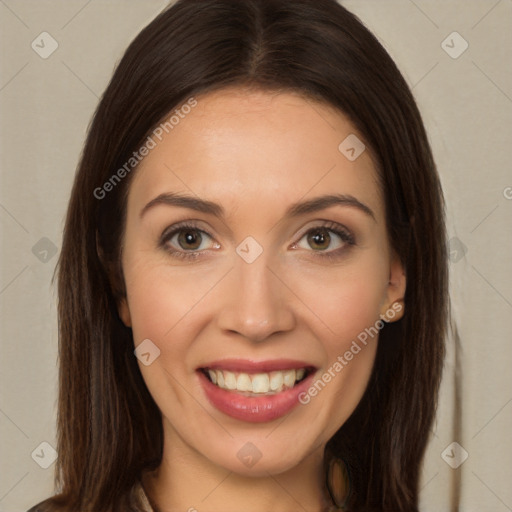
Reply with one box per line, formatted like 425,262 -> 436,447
283,369 -> 296,388
269,371 -> 283,391
236,373 -> 252,391
224,371 -> 237,390
207,368 -> 308,394
252,373 -> 270,393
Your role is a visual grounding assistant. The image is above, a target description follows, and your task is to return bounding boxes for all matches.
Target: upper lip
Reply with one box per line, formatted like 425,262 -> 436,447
198,358 -> 317,373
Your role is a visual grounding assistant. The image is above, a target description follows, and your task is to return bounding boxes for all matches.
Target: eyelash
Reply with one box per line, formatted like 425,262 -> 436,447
159,221 -> 355,262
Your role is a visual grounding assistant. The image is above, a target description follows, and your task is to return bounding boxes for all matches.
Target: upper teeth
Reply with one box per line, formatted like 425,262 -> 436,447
207,368 -> 306,394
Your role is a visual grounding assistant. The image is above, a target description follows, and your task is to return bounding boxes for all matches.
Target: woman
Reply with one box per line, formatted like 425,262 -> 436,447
29,0 -> 448,510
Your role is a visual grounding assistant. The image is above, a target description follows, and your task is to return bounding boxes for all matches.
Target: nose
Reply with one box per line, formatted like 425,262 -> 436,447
215,253 -> 296,343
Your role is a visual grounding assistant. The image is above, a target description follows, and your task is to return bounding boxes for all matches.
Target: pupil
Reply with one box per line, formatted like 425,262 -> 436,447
178,230 -> 201,250
308,228 -> 330,250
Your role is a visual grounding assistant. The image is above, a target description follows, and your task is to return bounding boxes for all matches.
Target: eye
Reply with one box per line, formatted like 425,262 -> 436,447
160,222 -> 219,260
292,222 -> 355,258
159,220 -> 355,261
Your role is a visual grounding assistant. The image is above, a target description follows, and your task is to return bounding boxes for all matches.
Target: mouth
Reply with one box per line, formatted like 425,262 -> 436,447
197,359 -> 317,423
200,367 -> 313,396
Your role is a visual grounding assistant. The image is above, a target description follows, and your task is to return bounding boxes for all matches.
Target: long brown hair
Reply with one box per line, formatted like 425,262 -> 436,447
30,0 -> 448,510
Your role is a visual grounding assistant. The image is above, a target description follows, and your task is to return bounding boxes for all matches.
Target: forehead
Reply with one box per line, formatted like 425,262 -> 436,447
128,87 -> 383,221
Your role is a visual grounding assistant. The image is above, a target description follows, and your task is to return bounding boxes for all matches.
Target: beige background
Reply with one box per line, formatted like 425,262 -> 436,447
1,1 -> 511,511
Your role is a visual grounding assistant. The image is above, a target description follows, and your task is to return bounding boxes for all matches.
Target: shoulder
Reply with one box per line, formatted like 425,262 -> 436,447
26,481 -> 152,512
133,479 -> 155,512
25,499 -> 63,512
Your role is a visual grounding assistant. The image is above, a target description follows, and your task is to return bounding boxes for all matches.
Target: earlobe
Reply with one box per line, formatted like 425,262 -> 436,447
380,298 -> 405,322
380,255 -> 406,322
118,297 -> 132,327
96,230 -> 131,326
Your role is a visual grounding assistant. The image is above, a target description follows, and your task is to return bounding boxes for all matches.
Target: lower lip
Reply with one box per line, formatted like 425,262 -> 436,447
198,370 -> 315,423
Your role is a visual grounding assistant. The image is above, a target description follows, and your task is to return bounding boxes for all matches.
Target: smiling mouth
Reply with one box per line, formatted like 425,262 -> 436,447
200,367 -> 314,396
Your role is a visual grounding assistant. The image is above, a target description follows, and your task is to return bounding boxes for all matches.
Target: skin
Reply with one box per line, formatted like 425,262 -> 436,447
117,87 -> 406,512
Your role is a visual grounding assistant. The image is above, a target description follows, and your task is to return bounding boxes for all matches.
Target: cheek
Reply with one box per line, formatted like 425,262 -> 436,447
295,289 -> 382,439
122,260 -> 192,393
286,257 -> 387,424
123,261 -> 208,418
287,257 -> 389,347
124,256 -> 215,343
122,255 -> 231,389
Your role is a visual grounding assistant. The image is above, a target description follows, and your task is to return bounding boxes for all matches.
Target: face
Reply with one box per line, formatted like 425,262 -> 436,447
118,88 -> 405,477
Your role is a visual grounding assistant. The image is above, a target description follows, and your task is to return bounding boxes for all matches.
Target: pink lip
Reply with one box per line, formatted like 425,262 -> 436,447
200,358 -> 314,373
197,365 -> 316,423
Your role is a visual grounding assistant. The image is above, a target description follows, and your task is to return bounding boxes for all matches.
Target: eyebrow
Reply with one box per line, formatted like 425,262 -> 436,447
140,192 -> 375,221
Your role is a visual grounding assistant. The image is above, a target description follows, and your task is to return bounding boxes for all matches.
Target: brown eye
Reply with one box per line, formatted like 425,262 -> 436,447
307,228 -> 331,251
160,222 -> 220,261
292,222 -> 355,261
177,229 -> 203,250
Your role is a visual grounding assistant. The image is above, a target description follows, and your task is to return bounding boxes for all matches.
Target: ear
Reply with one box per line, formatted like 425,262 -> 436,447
118,297 -> 132,328
380,252 -> 406,323
96,230 -> 132,327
